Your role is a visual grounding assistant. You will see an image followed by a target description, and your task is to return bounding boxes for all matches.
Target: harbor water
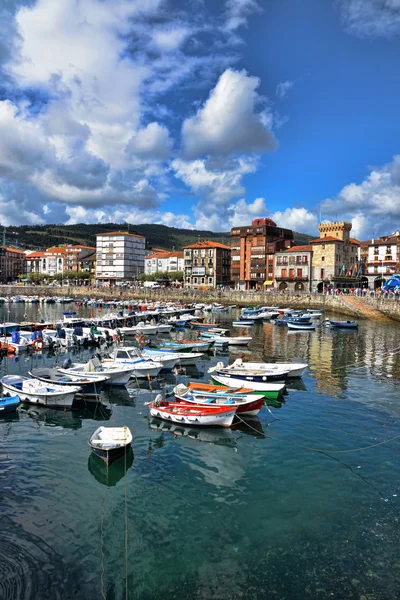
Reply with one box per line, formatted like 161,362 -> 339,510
1,303 -> 400,599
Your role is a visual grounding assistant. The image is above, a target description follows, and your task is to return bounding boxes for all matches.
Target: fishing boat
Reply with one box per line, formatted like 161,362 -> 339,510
28,368 -> 108,398
57,357 -> 135,386
209,373 -> 285,399
0,396 -> 20,414
108,346 -> 176,372
209,362 -> 289,382
287,322 -> 316,331
143,347 -> 204,366
232,320 -> 254,327
89,426 -> 133,465
274,320 -> 288,327
158,340 -> 211,352
173,384 -> 265,416
149,396 -> 236,427
190,322 -> 220,330
326,319 -> 358,329
1,375 -> 81,408
220,358 -> 308,378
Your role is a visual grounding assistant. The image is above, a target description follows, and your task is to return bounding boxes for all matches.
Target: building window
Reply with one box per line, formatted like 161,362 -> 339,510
297,269 -> 302,277
281,269 -> 287,277
201,277 -> 205,284
194,277 -> 198,284
321,256 -> 325,262
320,268 -> 325,279
208,277 -> 213,284
289,269 -> 295,277
322,244 -> 325,249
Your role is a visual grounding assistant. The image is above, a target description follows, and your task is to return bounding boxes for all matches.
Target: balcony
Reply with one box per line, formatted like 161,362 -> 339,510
275,276 -> 309,281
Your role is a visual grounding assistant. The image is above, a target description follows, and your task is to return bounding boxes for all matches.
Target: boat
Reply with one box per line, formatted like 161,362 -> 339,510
274,320 -> 288,326
287,322 -> 316,331
28,367 -> 108,398
218,358 -> 308,378
143,347 -> 204,366
109,346 -> 176,372
190,322 -> 220,330
200,332 -> 252,346
326,319 -> 358,329
232,320 -> 254,327
89,426 -> 133,465
173,384 -> 265,416
209,373 -> 285,399
1,375 -> 81,408
149,396 -> 236,427
57,357 -> 135,386
0,395 -> 20,414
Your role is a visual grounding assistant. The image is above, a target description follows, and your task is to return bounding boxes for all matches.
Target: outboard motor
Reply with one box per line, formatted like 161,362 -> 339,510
62,358 -> 72,369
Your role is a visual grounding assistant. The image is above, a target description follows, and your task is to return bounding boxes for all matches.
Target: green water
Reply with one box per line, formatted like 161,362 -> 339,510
1,304 -> 400,599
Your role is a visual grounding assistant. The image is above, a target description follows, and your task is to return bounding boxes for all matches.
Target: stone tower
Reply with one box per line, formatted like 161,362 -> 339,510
318,221 -> 352,243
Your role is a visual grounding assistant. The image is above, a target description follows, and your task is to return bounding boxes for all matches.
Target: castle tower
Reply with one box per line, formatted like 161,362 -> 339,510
318,221 -> 352,243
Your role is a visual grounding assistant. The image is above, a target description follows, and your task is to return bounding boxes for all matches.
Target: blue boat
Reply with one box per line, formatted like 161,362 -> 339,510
326,319 -> 358,329
0,396 -> 20,414
274,320 -> 288,327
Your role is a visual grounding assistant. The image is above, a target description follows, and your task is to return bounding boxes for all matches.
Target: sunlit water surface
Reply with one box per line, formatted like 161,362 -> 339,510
1,303 -> 400,599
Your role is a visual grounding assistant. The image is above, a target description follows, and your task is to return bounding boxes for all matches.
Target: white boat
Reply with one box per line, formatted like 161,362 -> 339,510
144,348 -> 204,366
232,320 -> 254,327
57,357 -> 135,386
287,322 -> 316,331
200,333 -> 252,346
156,323 -> 173,334
173,384 -> 264,416
1,375 -> 80,408
222,358 -> 308,378
107,347 -> 170,374
210,373 -> 285,396
89,426 -> 133,465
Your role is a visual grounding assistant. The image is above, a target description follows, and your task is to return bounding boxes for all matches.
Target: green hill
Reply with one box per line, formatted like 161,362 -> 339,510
1,223 -> 313,251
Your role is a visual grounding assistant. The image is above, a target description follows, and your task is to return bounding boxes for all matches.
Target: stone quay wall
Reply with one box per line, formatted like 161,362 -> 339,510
3,285 -> 400,321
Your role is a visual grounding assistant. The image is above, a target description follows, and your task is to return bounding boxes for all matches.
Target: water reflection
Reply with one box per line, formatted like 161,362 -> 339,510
20,403 -> 111,429
88,449 -> 134,487
149,418 -> 237,446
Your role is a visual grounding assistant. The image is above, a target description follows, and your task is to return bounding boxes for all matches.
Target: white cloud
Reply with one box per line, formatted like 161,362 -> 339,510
181,69 -> 277,159
276,80 -> 294,99
270,207 -> 319,234
127,123 -> 173,161
320,154 -> 400,239
337,0 -> 400,37
224,0 -> 261,32
65,205 -> 194,229
152,26 -> 191,52
229,197 -> 268,226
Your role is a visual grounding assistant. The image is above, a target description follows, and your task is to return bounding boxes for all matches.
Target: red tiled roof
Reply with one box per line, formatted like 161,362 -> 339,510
349,238 -> 360,245
2,246 -> 27,254
284,245 -> 313,252
26,251 -> 45,259
310,236 -> 344,244
184,240 -> 231,250
146,251 -> 184,260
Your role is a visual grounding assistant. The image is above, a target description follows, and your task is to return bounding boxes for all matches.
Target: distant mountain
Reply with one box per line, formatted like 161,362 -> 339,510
1,223 -> 313,251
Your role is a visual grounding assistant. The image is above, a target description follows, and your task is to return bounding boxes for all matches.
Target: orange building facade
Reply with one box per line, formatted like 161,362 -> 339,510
230,218 -> 294,289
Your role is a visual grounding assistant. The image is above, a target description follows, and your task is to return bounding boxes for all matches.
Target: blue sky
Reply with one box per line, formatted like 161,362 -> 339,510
1,0 -> 400,239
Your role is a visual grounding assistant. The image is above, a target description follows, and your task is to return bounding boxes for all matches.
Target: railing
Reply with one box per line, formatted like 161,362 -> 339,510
275,276 -> 308,281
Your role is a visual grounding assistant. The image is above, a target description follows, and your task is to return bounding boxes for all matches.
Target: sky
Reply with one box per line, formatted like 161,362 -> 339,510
1,0 -> 400,239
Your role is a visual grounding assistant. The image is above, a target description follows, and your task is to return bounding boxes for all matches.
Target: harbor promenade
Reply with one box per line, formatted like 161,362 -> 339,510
3,285 -> 400,322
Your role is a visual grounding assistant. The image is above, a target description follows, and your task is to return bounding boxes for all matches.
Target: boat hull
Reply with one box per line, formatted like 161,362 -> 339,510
211,375 -> 285,399
149,403 -> 236,427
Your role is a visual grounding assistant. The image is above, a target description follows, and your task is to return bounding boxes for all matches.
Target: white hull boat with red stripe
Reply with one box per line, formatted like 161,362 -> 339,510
149,397 -> 236,427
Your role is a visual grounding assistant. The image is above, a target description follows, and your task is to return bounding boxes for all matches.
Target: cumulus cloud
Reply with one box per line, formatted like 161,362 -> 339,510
337,0 -> 400,37
181,69 -> 277,159
0,0 -> 280,228
126,123 -> 173,161
276,80 -> 294,99
320,155 -> 400,239
270,207 -> 319,234
229,197 -> 268,226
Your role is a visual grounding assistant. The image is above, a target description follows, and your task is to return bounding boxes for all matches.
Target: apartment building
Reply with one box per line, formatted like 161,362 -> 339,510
145,251 -> 184,275
26,245 -> 96,277
184,241 -> 231,288
230,218 -> 294,290
358,231 -> 400,288
0,247 -> 26,283
311,222 -> 361,291
274,245 -> 313,292
96,232 -> 146,284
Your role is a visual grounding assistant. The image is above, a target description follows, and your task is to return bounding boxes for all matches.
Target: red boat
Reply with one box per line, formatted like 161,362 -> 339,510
173,384 -> 265,416
149,398 -> 236,427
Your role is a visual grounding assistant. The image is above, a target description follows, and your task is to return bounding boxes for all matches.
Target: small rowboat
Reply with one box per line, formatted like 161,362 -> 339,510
210,373 -> 285,399
190,322 -> 220,330
287,322 -> 315,331
0,396 -> 20,414
89,426 -> 133,465
326,319 -> 358,329
28,368 -> 108,398
149,397 -> 236,427
173,385 -> 264,416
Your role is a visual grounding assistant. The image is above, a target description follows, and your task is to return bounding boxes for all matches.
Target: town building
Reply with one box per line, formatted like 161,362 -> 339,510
26,245 -> 96,278
145,251 -> 184,275
230,218 -> 294,290
96,232 -> 146,285
274,245 -> 313,292
78,249 -> 96,277
358,231 -> 400,289
184,241 -> 231,288
0,247 -> 27,283
310,222 -> 361,291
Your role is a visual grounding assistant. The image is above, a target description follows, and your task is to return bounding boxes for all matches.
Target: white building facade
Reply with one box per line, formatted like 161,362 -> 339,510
145,251 -> 184,275
96,232 -> 146,284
